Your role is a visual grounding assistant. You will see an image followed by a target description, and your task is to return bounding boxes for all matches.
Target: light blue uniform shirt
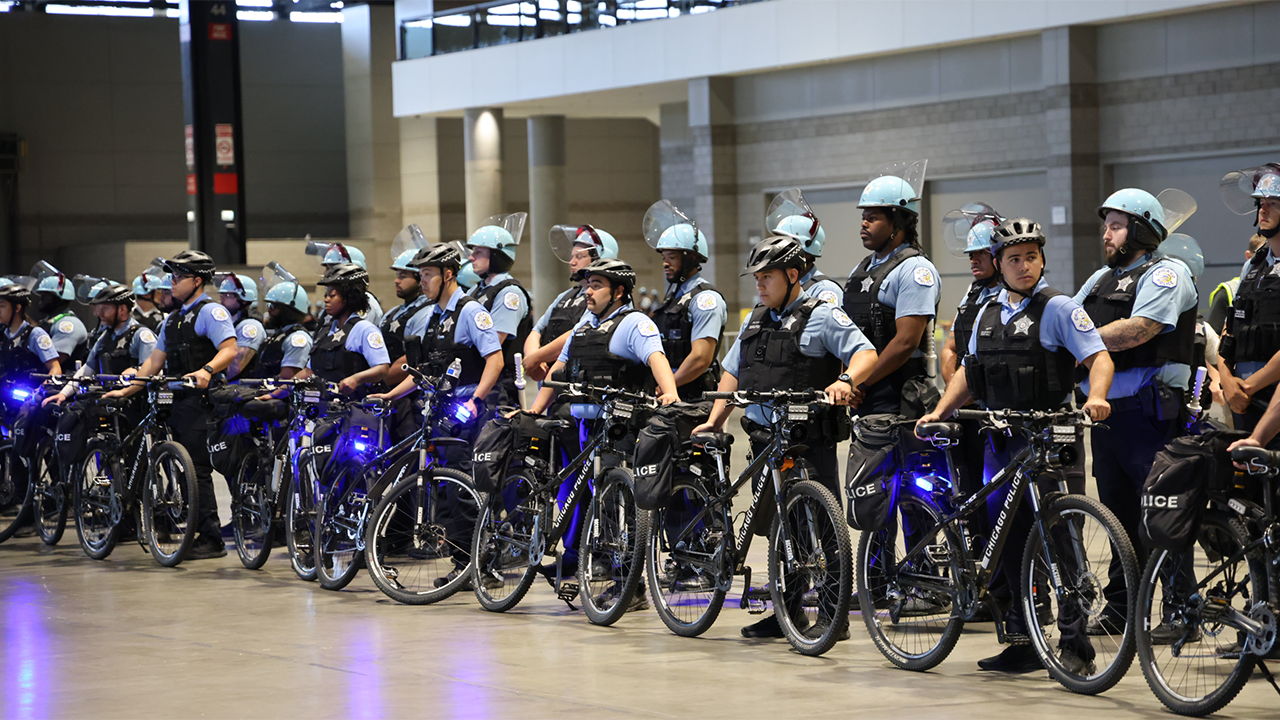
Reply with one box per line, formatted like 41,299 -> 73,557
306,316 -> 390,370
1074,254 -> 1198,397
363,291 -> 384,327
414,288 -> 502,399
533,286 -> 586,335
558,303 -> 665,419
800,267 -> 843,306
472,272 -> 529,339
155,293 -> 236,353
233,313 -> 266,352
62,319 -> 157,395
665,273 -> 728,343
382,295 -> 430,337
856,244 -> 941,358
722,297 -> 874,426
1232,251 -> 1278,381
9,322 -> 60,365
279,328 -> 313,370
46,312 -> 88,359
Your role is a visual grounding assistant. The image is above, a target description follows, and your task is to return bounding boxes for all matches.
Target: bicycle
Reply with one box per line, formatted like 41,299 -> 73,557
858,407 -> 1138,694
363,364 -> 483,604
0,381 -> 40,543
470,379 -> 651,625
23,376 -> 70,545
644,388 -> 852,657
1133,443 -> 1280,716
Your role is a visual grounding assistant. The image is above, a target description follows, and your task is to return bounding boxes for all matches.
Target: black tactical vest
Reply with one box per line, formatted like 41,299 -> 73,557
966,288 -> 1077,411
40,312 -> 88,367
952,281 -> 994,373
474,277 -> 532,380
843,246 -> 930,353
132,306 -> 162,332
653,278 -> 723,399
566,310 -> 650,388
737,298 -> 842,393
92,324 -> 143,376
802,268 -> 831,291
0,325 -> 45,380
251,324 -> 306,380
1079,258 -> 1196,373
543,287 -> 588,341
1226,246 -> 1280,365
406,297 -> 486,388
380,296 -> 430,363
162,298 -> 218,376
310,315 -> 369,385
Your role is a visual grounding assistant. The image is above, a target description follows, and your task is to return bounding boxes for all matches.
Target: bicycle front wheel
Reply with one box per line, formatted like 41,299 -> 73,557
1137,511 -> 1265,717
315,460 -> 371,590
857,489 -> 965,671
1022,493 -> 1138,695
769,479 -> 853,657
232,450 -> 273,570
579,468 -> 649,626
645,480 -> 729,638
365,467 -> 480,605
142,441 -> 199,567
0,443 -> 33,543
472,473 -> 542,613
74,439 -> 122,560
285,461 -> 318,582
31,441 -> 68,545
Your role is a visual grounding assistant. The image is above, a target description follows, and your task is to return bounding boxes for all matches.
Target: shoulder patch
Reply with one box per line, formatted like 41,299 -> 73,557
1150,266 -> 1178,289
291,332 -> 309,348
1071,307 -> 1095,333
695,292 -> 719,312
502,291 -> 521,311
637,318 -> 659,337
816,289 -> 839,305
239,323 -> 259,339
831,308 -> 854,327
57,319 -> 75,334
37,335 -> 53,351
367,331 -> 385,350
211,306 -> 230,323
474,310 -> 494,331
138,328 -> 157,344
912,266 -> 936,287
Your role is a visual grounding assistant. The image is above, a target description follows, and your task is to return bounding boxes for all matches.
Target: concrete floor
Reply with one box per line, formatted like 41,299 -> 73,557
2,530 -> 1278,720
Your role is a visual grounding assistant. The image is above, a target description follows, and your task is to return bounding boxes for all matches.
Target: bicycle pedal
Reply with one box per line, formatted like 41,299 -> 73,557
745,596 -> 768,615
381,566 -> 399,581
557,580 -> 579,603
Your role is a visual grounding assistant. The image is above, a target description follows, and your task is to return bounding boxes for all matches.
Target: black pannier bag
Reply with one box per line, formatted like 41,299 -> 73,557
846,413 -> 904,532
1140,429 -> 1247,552
634,404 -> 708,512
55,404 -> 90,469
206,385 -> 259,477
12,401 -> 50,457
308,415 -> 342,476
471,412 -> 550,495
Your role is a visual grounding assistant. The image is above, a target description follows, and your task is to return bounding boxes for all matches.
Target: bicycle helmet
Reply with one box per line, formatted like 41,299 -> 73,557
990,217 -> 1046,258
411,243 -> 464,273
316,262 -> 369,287
89,282 -> 135,306
582,258 -> 637,294
163,250 -> 217,279
0,284 -> 35,305
740,235 -> 806,277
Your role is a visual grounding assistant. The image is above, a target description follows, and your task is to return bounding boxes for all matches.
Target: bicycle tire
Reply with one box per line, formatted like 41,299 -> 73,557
769,479 -> 852,656
1021,493 -> 1138,695
73,439 -> 122,560
857,489 -> 965,670
0,443 -> 33,543
646,480 -> 729,638
472,472 -> 542,613
232,450 -> 273,570
141,440 -> 199,567
31,441 -> 68,546
365,467 -> 480,605
1137,511 -> 1264,716
286,458 -> 319,581
579,467 -> 649,626
315,459 -> 372,590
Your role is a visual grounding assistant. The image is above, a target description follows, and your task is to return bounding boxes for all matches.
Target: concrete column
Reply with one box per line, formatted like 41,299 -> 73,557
527,115 -> 567,314
400,115 -> 442,242
1042,26 -> 1101,291
342,2 -> 402,250
464,107 -> 505,235
687,77 -> 738,308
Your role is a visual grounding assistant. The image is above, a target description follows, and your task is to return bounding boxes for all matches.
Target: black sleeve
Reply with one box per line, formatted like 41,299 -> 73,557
1207,290 -> 1229,337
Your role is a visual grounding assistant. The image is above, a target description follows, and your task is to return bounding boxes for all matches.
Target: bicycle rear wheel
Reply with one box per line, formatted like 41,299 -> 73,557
769,479 -> 852,656
31,441 -> 68,545
315,460 -> 371,590
857,489 -> 965,670
285,461 -> 318,581
365,467 -> 480,605
472,473 -> 542,613
232,451 -> 273,570
0,443 -> 33,542
1137,511 -> 1264,716
141,441 -> 199,567
646,480 -> 729,638
1022,493 -> 1138,695
579,468 -> 649,626
74,439 -> 121,560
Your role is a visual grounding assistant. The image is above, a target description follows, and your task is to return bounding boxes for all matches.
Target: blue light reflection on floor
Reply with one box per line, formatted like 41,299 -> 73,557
3,579 -> 49,720
348,623 -> 383,720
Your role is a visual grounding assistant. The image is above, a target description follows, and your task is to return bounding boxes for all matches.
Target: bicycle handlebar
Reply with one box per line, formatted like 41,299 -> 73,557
1230,445 -> 1280,473
703,389 -> 831,406
951,407 -> 1093,427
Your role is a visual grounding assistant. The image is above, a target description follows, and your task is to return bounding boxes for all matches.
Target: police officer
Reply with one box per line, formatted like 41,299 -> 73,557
32,262 -> 89,368
919,217 -> 1113,674
254,268 -> 313,381
216,274 -> 265,381
940,204 -> 1004,386
694,236 -> 878,640
45,281 -> 157,406
1074,188 -> 1199,635
317,242 -> 384,326
0,283 -> 62,381
380,244 -> 432,388
843,165 -> 941,416
1206,234 -> 1263,336
1218,163 -> 1280,431
130,271 -> 165,331
467,213 -> 532,409
767,188 -> 843,305
523,224 -> 619,382
292,263 -> 390,397
105,250 -> 239,560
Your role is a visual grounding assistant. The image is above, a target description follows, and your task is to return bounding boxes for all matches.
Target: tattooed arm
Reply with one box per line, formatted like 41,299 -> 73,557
1096,317 -> 1164,352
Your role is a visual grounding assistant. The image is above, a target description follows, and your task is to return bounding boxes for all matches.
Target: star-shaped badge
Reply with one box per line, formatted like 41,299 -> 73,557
1012,315 -> 1035,335
1271,263 -> 1280,277
441,317 -> 454,333
1115,276 -> 1134,292
331,328 -> 346,343
860,277 -> 875,293
389,318 -> 402,333
782,315 -> 799,330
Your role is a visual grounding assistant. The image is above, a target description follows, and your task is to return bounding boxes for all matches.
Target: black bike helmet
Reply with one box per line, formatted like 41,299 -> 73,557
410,243 -> 463,273
0,284 -> 34,305
740,235 -> 806,276
89,282 -> 134,306
582,258 -> 636,294
316,262 -> 370,287
990,217 -> 1046,258
163,250 -> 217,279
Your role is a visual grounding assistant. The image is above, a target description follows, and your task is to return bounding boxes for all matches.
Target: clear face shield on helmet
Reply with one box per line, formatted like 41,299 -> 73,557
141,258 -> 168,294
304,238 -> 353,274
1221,163 -> 1280,215
73,275 -> 109,305
391,224 -> 428,264
477,213 -> 527,246
1156,188 -> 1197,236
1156,233 -> 1206,279
941,202 -> 1002,258
31,260 -> 71,298
548,224 -> 601,262
870,160 -> 927,199
642,199 -> 697,249
261,261 -> 305,315
766,188 -> 820,239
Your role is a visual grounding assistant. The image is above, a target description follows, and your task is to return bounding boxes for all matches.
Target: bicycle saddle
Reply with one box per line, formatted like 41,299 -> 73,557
916,422 -> 961,440
691,431 -> 734,450
535,418 -> 572,432
429,436 -> 469,447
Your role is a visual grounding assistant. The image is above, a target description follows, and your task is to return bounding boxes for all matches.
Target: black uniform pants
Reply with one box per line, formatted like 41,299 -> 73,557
169,396 -> 219,539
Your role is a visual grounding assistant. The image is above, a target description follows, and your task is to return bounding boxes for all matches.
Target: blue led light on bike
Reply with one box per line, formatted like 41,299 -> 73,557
453,404 -> 472,422
353,442 -> 367,452
914,477 -> 934,492
10,388 -> 30,401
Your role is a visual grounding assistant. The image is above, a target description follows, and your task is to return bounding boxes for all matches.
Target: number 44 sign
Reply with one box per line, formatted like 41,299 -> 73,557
215,124 -> 234,166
